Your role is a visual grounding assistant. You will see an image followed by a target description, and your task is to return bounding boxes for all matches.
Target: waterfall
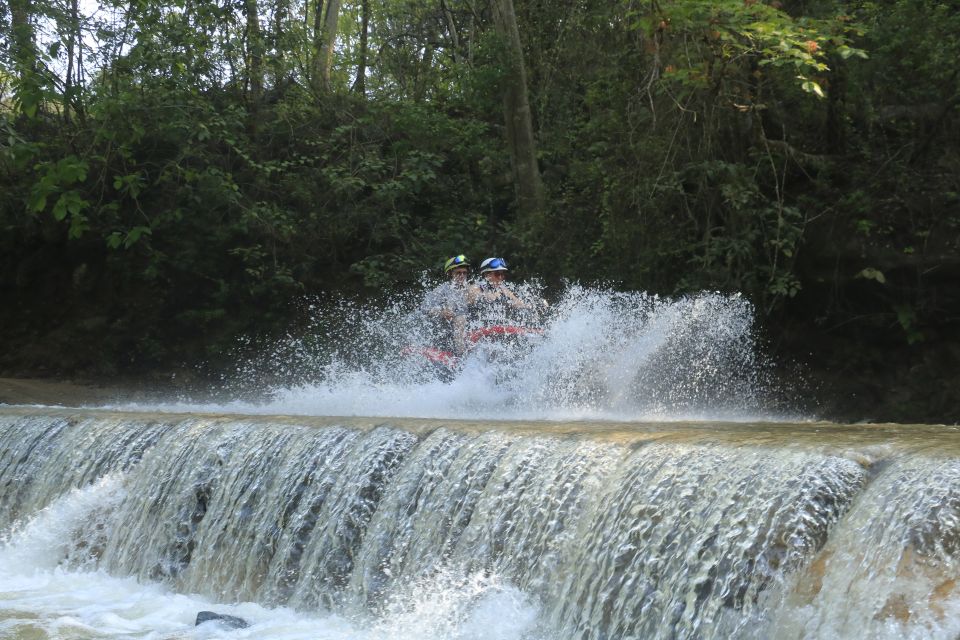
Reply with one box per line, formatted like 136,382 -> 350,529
2,407 -> 959,639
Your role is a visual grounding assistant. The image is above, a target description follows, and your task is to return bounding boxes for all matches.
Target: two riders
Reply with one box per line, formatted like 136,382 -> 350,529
423,254 -> 545,359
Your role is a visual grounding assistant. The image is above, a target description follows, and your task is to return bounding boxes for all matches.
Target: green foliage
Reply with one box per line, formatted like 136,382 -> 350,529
0,0 -> 957,424
29,157 -> 91,238
633,0 -> 864,96
895,304 -> 924,345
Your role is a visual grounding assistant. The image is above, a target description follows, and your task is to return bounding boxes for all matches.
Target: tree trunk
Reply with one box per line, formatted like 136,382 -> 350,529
270,0 -> 289,85
352,0 -> 369,93
311,0 -> 323,86
489,0 -> 545,224
415,23 -> 437,102
825,54 -> 847,155
64,0 -> 79,123
441,0 -> 460,64
9,0 -> 36,74
313,0 -> 341,91
245,0 -> 264,101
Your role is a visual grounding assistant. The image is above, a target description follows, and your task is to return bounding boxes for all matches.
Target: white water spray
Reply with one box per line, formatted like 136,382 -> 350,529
120,286 -> 790,421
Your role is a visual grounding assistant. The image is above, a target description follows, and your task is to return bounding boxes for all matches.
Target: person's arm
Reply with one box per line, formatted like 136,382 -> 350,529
466,284 -> 482,306
424,303 -> 454,320
451,314 -> 467,355
502,286 -> 529,309
423,285 -> 458,320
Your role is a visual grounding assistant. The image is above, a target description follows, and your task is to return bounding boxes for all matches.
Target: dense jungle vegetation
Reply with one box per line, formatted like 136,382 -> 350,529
1,0 -> 958,422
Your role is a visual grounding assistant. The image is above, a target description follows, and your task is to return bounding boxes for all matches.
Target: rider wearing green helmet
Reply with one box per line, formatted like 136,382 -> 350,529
444,254 -> 471,282
443,253 -> 470,275
422,254 -> 474,354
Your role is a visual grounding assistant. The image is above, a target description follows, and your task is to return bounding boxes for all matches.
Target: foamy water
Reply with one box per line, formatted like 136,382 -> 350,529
0,476 -> 544,640
109,286 -> 800,422
0,569 -> 540,640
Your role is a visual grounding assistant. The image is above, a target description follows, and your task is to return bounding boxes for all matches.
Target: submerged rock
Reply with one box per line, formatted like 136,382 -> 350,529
195,611 -> 250,629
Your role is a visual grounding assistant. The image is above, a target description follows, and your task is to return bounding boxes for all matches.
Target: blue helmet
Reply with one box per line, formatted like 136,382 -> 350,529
479,257 -> 508,274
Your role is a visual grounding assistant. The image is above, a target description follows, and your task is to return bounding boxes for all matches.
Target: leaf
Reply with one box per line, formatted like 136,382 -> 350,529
895,305 -> 924,345
801,80 -> 825,98
837,45 -> 868,59
30,194 -> 47,213
68,214 -> 89,239
124,226 -> 152,249
52,196 -> 69,221
856,267 -> 886,284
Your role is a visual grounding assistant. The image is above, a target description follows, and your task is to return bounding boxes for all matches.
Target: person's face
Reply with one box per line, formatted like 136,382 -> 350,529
484,270 -> 507,285
449,267 -> 469,283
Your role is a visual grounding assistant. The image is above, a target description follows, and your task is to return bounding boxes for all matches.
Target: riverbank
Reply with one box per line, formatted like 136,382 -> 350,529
0,378 -> 155,407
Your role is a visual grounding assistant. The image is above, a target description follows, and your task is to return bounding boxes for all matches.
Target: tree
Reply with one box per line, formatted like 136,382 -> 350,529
313,0 -> 341,91
8,0 -> 41,117
270,0 -> 291,86
8,0 -> 35,71
245,0 -> 264,101
352,0 -> 369,93
489,0 -> 545,224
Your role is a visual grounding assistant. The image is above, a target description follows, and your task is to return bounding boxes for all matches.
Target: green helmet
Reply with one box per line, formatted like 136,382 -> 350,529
444,254 -> 470,274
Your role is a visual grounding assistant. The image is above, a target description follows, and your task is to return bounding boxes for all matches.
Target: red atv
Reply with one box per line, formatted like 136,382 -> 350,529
401,324 -> 543,380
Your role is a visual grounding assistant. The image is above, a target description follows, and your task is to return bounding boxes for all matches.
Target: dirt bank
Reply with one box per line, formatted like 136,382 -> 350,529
0,378 -> 144,407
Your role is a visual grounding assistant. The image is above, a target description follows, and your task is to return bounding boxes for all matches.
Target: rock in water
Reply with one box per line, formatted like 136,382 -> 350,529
195,611 -> 250,629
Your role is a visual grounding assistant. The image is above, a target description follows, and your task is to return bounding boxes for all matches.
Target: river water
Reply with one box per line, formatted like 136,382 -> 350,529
2,291 -> 958,638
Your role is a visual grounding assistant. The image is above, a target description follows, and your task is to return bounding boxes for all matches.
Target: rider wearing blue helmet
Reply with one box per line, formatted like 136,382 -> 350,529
468,257 -> 548,352
476,257 -> 529,312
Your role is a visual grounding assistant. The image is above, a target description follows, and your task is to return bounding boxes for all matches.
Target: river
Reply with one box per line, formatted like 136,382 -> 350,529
3,290 -> 957,638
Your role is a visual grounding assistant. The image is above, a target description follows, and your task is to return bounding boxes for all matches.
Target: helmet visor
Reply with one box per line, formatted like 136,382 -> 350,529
480,257 -> 508,273
444,254 -> 470,273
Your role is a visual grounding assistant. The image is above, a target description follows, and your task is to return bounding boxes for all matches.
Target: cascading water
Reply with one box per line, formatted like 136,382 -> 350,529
2,288 -> 959,638
2,408 -> 960,639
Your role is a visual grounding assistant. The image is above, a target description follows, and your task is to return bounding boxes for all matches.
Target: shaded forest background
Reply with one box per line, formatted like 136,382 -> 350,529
1,0 -> 958,422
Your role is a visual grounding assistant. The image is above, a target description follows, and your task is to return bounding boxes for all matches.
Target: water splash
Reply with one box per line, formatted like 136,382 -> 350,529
126,285 -> 794,421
